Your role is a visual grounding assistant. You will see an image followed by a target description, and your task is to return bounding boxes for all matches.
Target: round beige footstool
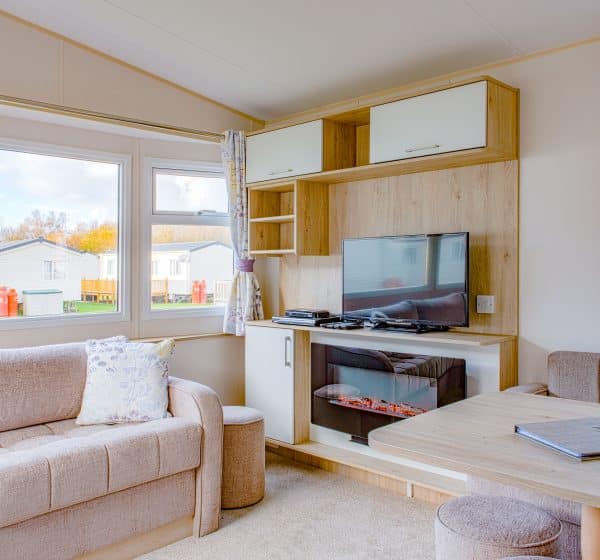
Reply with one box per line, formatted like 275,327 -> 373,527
435,495 -> 562,560
500,556 -> 561,559
221,406 -> 265,509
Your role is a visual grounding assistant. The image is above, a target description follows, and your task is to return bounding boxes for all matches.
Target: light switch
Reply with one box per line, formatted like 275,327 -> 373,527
476,295 -> 496,314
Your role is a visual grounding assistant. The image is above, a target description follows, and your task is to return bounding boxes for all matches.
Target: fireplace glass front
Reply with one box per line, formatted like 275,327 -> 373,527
311,343 -> 466,443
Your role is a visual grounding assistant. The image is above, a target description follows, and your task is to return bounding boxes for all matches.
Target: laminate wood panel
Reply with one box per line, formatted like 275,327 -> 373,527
322,119 -> 356,171
355,124 -> 370,166
295,181 -> 329,255
293,330 -> 311,443
279,161 -> 518,335
499,337 -> 519,389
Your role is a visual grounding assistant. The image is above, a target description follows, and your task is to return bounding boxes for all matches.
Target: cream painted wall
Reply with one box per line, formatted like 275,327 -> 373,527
258,41 -> 600,385
0,13 -> 255,403
489,42 -> 600,383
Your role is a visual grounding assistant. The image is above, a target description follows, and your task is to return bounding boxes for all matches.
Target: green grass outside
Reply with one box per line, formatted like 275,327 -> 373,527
70,301 -> 216,313
73,301 -> 117,313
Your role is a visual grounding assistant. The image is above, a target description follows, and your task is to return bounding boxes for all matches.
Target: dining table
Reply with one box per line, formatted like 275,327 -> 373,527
369,391 -> 600,559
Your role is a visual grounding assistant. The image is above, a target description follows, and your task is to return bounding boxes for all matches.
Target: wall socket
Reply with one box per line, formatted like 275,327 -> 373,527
476,295 -> 496,314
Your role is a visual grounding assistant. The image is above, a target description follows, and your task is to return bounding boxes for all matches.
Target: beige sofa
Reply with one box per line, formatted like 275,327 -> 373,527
0,341 -> 224,560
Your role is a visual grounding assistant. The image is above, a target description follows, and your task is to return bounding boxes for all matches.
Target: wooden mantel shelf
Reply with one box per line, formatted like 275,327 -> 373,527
247,320 -> 514,348
246,146 -> 513,189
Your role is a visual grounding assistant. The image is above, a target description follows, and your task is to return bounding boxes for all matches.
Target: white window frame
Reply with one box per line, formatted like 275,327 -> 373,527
142,158 -> 230,320
0,137 -> 131,331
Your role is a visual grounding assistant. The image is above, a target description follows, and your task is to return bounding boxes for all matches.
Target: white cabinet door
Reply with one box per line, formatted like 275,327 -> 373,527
245,326 -> 295,443
246,120 -> 323,183
370,81 -> 488,164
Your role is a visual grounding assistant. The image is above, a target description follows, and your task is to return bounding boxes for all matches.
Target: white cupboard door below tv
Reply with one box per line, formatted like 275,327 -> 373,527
245,325 -> 295,444
370,81 -> 488,164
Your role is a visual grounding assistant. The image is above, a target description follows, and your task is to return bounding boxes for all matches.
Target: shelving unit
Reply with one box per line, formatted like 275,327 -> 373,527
248,180 -> 329,256
245,76 -> 518,260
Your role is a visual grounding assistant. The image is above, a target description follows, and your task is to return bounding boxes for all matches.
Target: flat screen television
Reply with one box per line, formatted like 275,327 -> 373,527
342,232 -> 469,328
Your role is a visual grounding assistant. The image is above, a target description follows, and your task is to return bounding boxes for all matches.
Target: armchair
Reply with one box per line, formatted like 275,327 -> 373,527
504,351 -> 600,402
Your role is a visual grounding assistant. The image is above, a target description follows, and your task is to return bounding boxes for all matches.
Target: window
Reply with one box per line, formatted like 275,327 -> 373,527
153,168 -> 228,215
43,260 -> 66,280
169,259 -> 182,276
0,145 -> 125,321
146,161 -> 233,314
43,260 -> 53,281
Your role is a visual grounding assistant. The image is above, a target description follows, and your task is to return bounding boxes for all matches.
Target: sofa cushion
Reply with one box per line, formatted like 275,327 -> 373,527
0,417 -> 201,528
0,449 -> 50,528
77,338 -> 174,426
0,342 -> 88,432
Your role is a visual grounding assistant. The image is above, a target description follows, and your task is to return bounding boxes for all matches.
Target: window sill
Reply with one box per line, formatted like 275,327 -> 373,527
135,332 -> 234,343
0,311 -> 129,331
142,305 -> 226,320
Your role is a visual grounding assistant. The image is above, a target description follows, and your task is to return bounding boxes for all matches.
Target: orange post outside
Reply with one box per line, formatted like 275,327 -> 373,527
7,289 -> 18,317
192,281 -> 200,304
0,287 -> 8,317
199,280 -> 207,304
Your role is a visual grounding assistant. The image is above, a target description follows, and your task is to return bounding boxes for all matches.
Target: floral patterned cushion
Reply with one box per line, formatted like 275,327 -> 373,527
77,337 -> 175,425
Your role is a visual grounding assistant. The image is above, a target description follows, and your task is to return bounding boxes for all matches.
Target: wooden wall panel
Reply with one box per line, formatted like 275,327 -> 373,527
279,161 -> 518,335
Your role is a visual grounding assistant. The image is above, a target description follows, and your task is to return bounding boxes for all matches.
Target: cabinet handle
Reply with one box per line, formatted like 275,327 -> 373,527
269,168 -> 293,176
284,336 -> 292,367
405,144 -> 441,153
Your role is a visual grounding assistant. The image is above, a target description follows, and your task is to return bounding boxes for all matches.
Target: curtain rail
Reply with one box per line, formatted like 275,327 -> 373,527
0,94 -> 225,143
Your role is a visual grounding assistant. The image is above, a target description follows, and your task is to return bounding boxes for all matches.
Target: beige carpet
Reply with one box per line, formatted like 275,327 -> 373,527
138,452 -> 437,560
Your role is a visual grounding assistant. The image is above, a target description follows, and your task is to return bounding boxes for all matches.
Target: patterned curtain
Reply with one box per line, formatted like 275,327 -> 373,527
221,130 -> 264,335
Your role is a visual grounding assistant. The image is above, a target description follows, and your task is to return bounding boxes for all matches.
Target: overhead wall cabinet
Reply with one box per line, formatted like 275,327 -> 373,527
244,76 -> 518,188
245,119 -> 354,184
369,80 -> 488,163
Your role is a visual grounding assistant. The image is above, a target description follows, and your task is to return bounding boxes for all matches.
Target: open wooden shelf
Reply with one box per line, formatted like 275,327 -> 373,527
246,146 -> 514,189
248,180 -> 329,257
250,249 -> 296,255
249,214 -> 295,224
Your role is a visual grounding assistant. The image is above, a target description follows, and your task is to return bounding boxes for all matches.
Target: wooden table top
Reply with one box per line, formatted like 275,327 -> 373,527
369,392 -> 600,507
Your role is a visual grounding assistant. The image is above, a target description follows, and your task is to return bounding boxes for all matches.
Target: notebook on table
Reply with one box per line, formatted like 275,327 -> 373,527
515,417 -> 600,461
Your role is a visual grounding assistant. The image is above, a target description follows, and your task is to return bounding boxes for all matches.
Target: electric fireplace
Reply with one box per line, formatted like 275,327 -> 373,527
311,343 -> 466,443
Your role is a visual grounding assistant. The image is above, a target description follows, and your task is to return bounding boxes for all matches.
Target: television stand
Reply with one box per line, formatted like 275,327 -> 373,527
370,321 -> 450,335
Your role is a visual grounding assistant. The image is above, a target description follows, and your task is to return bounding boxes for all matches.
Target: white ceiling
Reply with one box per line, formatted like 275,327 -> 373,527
1,0 -> 599,120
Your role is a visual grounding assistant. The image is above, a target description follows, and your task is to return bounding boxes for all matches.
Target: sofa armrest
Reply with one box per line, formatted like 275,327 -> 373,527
168,376 -> 223,537
504,382 -> 549,396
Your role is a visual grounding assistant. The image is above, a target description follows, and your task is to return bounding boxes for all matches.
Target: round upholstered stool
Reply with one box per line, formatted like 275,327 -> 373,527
221,406 -> 265,509
435,495 -> 562,560
500,556 -> 561,559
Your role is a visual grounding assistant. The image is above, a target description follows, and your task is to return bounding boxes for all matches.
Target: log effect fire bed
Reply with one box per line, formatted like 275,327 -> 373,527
311,343 -> 466,443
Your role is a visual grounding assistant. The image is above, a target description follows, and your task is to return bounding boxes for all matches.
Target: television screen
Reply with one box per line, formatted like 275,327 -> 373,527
342,233 -> 469,327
